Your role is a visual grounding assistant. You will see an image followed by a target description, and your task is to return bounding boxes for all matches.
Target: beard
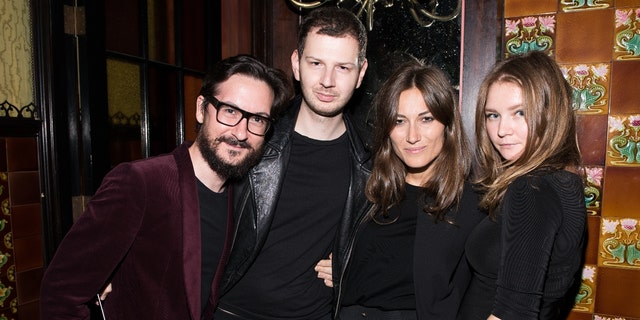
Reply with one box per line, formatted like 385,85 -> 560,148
196,130 -> 263,180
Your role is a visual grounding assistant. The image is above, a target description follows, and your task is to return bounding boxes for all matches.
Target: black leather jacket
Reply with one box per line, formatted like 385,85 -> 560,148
219,97 -> 373,312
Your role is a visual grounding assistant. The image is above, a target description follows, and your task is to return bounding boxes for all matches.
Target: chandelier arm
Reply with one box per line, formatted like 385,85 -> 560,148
412,0 -> 462,22
409,8 -> 436,27
288,0 -> 332,9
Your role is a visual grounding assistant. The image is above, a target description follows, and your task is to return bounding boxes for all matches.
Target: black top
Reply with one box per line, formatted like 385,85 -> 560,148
341,182 -> 485,319
457,170 -> 586,320
219,132 -> 350,319
342,183 -> 420,310
198,179 -> 228,314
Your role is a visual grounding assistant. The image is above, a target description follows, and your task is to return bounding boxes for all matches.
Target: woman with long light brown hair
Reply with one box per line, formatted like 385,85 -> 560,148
457,51 -> 587,320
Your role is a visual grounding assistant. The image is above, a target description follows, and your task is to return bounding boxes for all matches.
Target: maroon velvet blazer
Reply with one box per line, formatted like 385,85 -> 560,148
40,142 -> 223,320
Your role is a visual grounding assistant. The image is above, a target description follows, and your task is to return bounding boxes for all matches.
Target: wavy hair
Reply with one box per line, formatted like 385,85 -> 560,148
473,51 -> 582,217
366,58 -> 471,223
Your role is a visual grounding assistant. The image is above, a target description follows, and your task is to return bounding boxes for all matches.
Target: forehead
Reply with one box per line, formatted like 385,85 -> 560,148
215,74 -> 274,115
302,30 -> 361,64
485,81 -> 523,109
397,88 -> 430,115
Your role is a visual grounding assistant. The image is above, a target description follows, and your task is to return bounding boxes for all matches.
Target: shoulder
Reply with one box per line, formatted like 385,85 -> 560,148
450,182 -> 486,226
509,169 -> 583,197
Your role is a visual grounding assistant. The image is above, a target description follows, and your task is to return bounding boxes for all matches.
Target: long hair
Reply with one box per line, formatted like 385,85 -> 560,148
366,58 -> 471,222
474,51 -> 582,217
197,54 -> 292,132
297,6 -> 368,67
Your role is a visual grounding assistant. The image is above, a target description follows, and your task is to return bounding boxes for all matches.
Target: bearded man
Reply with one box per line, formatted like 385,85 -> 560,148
40,55 -> 291,320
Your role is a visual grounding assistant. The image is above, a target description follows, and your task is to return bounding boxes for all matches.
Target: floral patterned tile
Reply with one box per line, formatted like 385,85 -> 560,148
594,315 -> 640,320
561,0 -> 613,12
607,115 -> 640,166
598,217 -> 640,269
584,166 -> 604,215
560,63 -> 610,115
504,15 -> 556,58
573,264 -> 597,313
613,8 -> 640,60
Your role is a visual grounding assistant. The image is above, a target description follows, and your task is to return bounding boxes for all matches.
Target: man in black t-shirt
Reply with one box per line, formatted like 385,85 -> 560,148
214,7 -> 372,320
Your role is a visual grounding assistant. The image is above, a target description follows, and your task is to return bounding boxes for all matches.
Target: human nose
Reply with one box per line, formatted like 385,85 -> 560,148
497,118 -> 513,137
406,123 -> 421,144
231,117 -> 249,141
320,68 -> 335,88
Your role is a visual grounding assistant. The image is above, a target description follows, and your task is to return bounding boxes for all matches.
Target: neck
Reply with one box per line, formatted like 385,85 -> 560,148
294,104 -> 346,140
188,144 -> 227,193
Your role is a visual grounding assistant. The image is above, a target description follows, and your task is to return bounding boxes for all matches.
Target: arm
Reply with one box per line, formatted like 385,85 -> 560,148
40,163 -> 147,319
493,177 -> 561,319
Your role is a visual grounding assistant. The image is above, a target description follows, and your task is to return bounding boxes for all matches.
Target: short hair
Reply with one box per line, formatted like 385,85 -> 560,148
297,6 -> 368,67
197,54 -> 292,131
474,51 -> 581,216
366,58 -> 470,222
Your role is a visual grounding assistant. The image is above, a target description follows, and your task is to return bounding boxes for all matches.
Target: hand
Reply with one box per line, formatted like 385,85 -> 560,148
97,283 -> 112,303
315,253 -> 333,288
488,315 -> 501,320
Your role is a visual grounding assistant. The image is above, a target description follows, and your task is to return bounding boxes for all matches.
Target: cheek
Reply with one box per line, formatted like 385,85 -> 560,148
517,123 -> 529,141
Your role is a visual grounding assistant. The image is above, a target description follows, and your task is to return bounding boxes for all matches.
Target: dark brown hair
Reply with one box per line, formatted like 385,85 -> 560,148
197,54 -> 292,131
366,58 -> 470,222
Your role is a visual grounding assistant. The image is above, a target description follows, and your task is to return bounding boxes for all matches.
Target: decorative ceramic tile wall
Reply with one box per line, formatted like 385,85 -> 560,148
503,1 -> 640,319
0,137 -> 44,320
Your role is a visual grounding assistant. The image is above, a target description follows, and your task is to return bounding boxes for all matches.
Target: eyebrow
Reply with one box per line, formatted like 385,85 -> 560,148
215,98 -> 271,118
304,55 -> 357,67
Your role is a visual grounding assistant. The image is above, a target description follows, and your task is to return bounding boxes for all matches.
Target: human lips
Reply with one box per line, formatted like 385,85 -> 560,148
218,136 -> 249,149
404,146 -> 426,154
315,91 -> 336,103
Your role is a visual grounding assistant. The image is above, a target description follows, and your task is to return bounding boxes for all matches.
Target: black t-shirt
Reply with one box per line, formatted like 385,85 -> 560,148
199,179 -> 228,313
341,183 -> 419,310
218,132 -> 350,319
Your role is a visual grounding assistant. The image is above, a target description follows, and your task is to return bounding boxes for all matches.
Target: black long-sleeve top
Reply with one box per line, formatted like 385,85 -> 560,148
458,169 -> 587,320
341,181 -> 485,319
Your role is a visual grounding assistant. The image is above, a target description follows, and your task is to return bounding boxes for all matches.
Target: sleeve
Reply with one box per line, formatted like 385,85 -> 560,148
492,177 -> 562,320
40,163 -> 147,319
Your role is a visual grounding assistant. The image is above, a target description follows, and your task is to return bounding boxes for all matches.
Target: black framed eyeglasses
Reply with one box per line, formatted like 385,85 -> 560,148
208,96 -> 273,136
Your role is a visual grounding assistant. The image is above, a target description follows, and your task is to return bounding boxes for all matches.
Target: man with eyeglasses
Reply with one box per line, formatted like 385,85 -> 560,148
40,55 -> 291,320
214,7 -> 371,320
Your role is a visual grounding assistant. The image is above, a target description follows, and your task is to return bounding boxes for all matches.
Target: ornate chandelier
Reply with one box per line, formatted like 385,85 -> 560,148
287,0 -> 462,30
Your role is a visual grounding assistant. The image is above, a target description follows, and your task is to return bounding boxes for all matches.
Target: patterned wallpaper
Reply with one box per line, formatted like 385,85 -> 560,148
502,0 -> 640,319
0,1 -> 36,120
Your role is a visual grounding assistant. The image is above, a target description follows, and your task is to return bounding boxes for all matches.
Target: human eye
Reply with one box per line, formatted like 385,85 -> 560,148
515,110 -> 525,117
338,65 -> 352,72
485,112 -> 499,120
421,115 -> 434,123
220,105 -> 238,115
249,115 -> 268,127
308,60 -> 322,68
394,118 -> 406,126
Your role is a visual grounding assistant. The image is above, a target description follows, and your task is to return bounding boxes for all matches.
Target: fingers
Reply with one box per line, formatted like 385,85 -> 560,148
99,283 -> 113,300
315,258 -> 334,288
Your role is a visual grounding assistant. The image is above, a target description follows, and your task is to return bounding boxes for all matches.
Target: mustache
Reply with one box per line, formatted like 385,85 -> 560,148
216,135 -> 251,149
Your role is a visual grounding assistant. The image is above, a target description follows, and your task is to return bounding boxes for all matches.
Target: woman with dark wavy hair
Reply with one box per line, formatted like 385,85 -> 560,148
316,58 -> 484,319
457,51 -> 587,320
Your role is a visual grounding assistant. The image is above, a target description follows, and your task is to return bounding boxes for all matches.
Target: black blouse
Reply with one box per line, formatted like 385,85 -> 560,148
458,170 -> 587,320
342,182 -> 486,319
